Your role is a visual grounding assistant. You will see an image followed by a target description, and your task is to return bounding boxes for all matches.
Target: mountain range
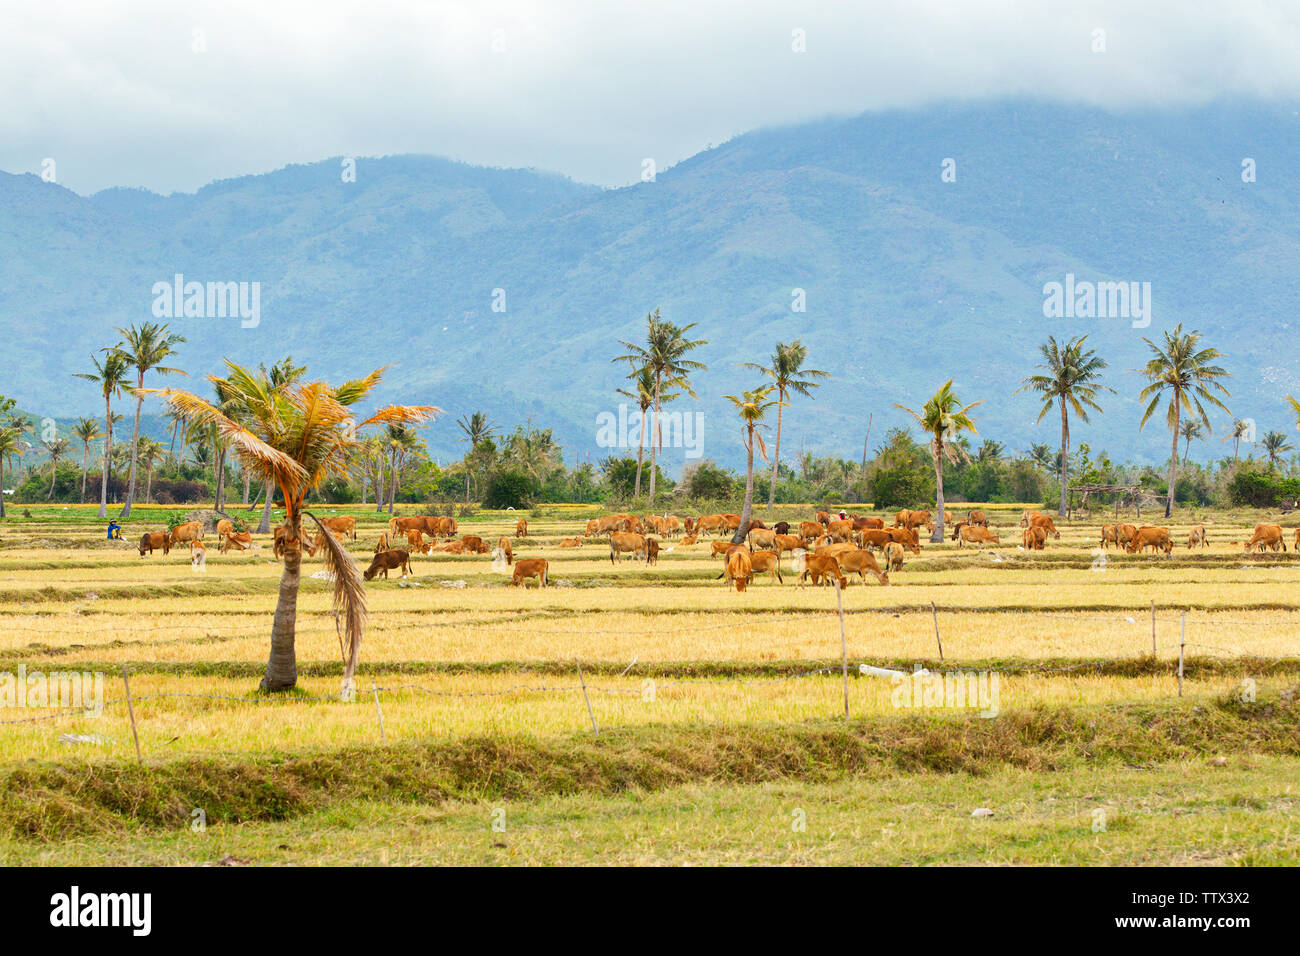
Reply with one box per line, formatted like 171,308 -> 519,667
3,99 -> 1299,472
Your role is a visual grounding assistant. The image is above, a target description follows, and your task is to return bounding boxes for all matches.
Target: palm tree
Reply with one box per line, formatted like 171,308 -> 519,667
1017,336 -> 1112,517
976,439 -> 1006,463
616,366 -> 680,499
109,322 -> 186,517
137,437 -> 165,503
456,411 -> 499,504
72,417 -> 102,504
1028,442 -> 1053,471
742,341 -> 829,513
723,386 -> 781,541
147,363 -> 438,691
896,381 -> 982,542
1138,324 -> 1231,518
1222,418 -> 1253,463
73,350 -> 133,518
42,437 -> 71,499
614,310 -> 707,505
0,427 -> 23,518
384,423 -> 423,513
1260,430 -> 1293,470
1179,420 -> 1205,463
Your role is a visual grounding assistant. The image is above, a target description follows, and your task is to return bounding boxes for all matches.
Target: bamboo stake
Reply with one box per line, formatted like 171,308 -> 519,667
121,664 -> 141,763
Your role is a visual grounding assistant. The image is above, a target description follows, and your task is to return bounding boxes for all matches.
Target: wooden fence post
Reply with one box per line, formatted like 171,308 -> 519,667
930,601 -> 944,661
1151,600 -> 1157,656
1177,612 -> 1186,698
371,681 -> 386,744
835,579 -> 849,722
121,664 -> 141,763
576,660 -> 598,735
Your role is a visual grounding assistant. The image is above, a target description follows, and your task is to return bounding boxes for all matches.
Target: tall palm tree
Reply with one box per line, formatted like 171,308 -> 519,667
1222,418 -> 1253,463
1017,336 -> 1112,517
1179,420 -> 1205,463
1029,443 -> 1053,471
0,427 -> 23,518
109,322 -> 186,517
73,350 -> 133,518
384,423 -> 423,513
616,366 -> 680,499
976,439 -> 1006,463
614,310 -> 707,505
896,381 -> 982,542
1260,430 -> 1293,470
42,437 -> 71,499
72,417 -> 102,504
456,411 -> 499,504
137,437 -> 165,503
147,363 -> 438,691
1138,324 -> 1231,518
723,386 -> 781,542
742,340 -> 829,513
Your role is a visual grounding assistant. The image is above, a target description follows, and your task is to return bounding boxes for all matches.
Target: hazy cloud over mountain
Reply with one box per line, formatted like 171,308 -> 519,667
4,0 -> 1300,194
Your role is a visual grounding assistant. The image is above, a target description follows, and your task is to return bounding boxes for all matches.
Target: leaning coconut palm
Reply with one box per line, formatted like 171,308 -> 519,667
1016,336 -> 1112,518
1179,420 -> 1205,464
1138,324 -> 1230,518
742,341 -> 829,513
42,437 -> 71,499
1221,418 -> 1253,463
895,381 -> 981,542
72,417 -> 102,504
146,363 -> 439,692
723,386 -> 782,543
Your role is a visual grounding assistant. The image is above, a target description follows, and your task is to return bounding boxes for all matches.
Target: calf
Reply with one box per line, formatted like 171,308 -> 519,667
190,541 -> 206,572
724,549 -> 753,592
363,549 -> 411,580
558,537 -> 583,548
883,541 -> 905,572
511,558 -> 548,588
515,519 -> 528,537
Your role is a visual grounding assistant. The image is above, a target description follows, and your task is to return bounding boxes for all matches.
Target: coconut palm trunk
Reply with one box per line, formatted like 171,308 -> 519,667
257,480 -> 274,534
263,514 -> 302,690
1166,402 -> 1180,519
120,386 -> 143,517
647,377 -> 661,504
736,428 -> 756,541
767,391 -> 785,512
634,406 -> 646,498
98,398 -> 112,518
80,443 -> 89,504
931,442 -> 946,543
1058,397 -> 1070,517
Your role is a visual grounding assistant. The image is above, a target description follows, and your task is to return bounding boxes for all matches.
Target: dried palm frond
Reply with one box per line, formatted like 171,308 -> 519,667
302,511 -> 367,686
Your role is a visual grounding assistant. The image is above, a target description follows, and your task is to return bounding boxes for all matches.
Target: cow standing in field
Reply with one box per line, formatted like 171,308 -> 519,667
958,525 -> 1000,547
190,541 -> 206,572
138,532 -> 170,556
884,541 -> 906,572
724,549 -> 753,592
1244,524 -> 1286,554
497,537 -> 514,565
1100,525 -> 1119,549
1187,525 -> 1208,549
610,532 -> 649,563
1023,526 -> 1048,550
1126,526 -> 1173,556
322,515 -> 356,540
799,553 -> 847,589
511,558 -> 548,588
169,521 -> 203,548
837,549 -> 889,586
220,530 -> 252,553
515,519 -> 528,537
967,509 -> 988,527
363,549 -> 411,580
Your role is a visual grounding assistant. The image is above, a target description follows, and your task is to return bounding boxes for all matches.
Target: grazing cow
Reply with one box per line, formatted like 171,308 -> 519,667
190,541 -> 206,571
1187,525 -> 1207,549
679,534 -> 698,546
584,519 -> 600,537
461,535 -> 489,555
838,549 -> 889,586
827,519 -> 856,543
799,553 -> 847,589
894,509 -> 912,528
220,530 -> 252,553
436,516 -> 458,537
646,537 -> 661,565
852,515 -> 885,533
967,509 -> 988,528
949,521 -> 968,541
437,541 -> 466,554
610,532 -> 649,563
1244,524 -> 1286,554
885,527 -> 921,554
773,521 -> 791,536
743,549 -> 782,584
558,537 -> 584,548
1020,510 -> 1039,528
497,537 -> 514,564
816,511 -> 831,527
1116,524 -> 1138,548
1100,525 -> 1118,549
722,514 -> 742,533
1126,526 -> 1172,556
322,515 -> 356,540
798,520 -> 823,541
1026,513 -> 1061,539
388,515 -> 425,536
724,549 -> 753,592
363,548 -> 411,580
814,542 -> 859,560
884,541 -> 905,572
660,515 -> 681,537
959,525 -> 1000,547
216,518 -> 234,539
1023,526 -> 1048,550
515,519 -> 528,537
374,532 -> 390,553
772,533 -> 805,557
748,528 -> 778,551
169,520 -> 203,547
138,531 -> 171,556
511,558 -> 548,588
710,540 -> 735,559
406,529 -> 431,555
683,516 -> 695,535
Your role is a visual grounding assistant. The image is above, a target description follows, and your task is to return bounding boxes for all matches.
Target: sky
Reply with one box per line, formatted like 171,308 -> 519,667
3,0 -> 1300,195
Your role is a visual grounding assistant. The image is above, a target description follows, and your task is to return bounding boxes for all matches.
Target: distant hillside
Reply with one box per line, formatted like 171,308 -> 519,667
4,100 -> 1300,471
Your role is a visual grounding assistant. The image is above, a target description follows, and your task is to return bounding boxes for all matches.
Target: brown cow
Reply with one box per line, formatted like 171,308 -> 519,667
511,558 -> 548,588
389,515 -> 426,536
827,519 -> 856,543
584,518 -> 600,537
138,532 -> 170,556
558,537 -> 584,548
438,516 -> 458,537
374,532 -> 390,553
1127,526 -> 1172,556
773,521 -> 791,535
838,549 -> 889,586
1186,525 -> 1207,549
461,535 -> 489,555
949,521 -> 968,541
610,532 -> 649,563
679,534 -> 698,546
1023,526 -> 1048,550
711,540 -> 736,559
722,514 -> 742,533
748,528 -> 778,551
886,527 -> 921,554
322,515 -> 356,540
436,541 -> 466,554
406,529 -> 431,555
959,525 -> 1000,547
725,549 -> 753,592
744,549 -> 782,584
883,541 -> 905,572
660,515 -> 681,537
799,553 -> 847,589
363,548 -> 411,580
967,509 -> 988,528
497,537 -> 514,564
646,537 -> 660,566
1100,525 -> 1118,549
852,515 -> 885,532
798,520 -> 823,541
169,521 -> 202,547
772,533 -> 805,557
515,519 -> 528,537
220,530 -> 252,553
1244,524 -> 1286,554
816,510 -> 831,527
1116,523 -> 1138,548
216,518 -> 234,539
1027,513 -> 1061,539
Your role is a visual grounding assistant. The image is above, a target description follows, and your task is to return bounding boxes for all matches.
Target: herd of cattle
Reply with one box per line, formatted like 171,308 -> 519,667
129,506 -> 1299,593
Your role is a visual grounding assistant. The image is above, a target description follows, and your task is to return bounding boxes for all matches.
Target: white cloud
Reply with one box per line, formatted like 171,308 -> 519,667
2,0 -> 1299,194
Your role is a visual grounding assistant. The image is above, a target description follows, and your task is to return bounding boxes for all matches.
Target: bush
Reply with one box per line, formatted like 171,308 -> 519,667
868,463 -> 934,510
482,471 -> 536,510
